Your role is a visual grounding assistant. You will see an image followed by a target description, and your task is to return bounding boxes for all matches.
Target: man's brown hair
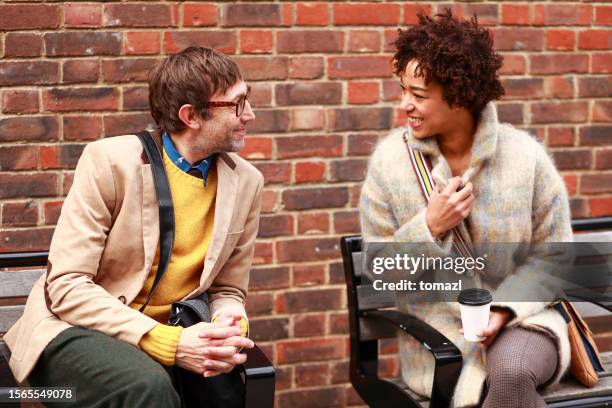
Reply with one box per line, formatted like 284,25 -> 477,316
148,46 -> 243,133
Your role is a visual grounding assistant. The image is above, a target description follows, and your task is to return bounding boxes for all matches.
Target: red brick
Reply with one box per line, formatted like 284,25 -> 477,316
595,149 -> 612,170
0,146 -> 38,171
333,3 -> 400,26
124,32 -> 160,55
333,210 -> 360,234
240,137 -> 272,160
282,4 -> 293,26
546,30 -> 575,51
163,31 -> 236,55
551,149 -> 592,170
382,79 -> 402,101
4,33 -> 42,57
250,318 -> 289,342
589,197 -> 612,217
2,90 -> 39,114
104,4 -> 172,27
578,77 -> 611,98
538,4 -> 592,26
65,3 -> 102,27
101,58 -> 158,83
45,32 -> 121,57
329,262 -> 344,284
501,78 -> 544,99
571,198 -> 588,219
240,30 -> 272,54
290,108 -> 325,132
44,200 -> 63,225
63,116 -> 102,141
183,3 -> 217,27
348,133 -> 379,156
578,30 -> 611,50
593,54 -> 612,74
278,387 -> 344,408
235,57 -> 288,81
248,110 -> 289,134
43,87 -> 119,112
63,59 -> 99,84
348,81 -> 379,104
330,159 -> 368,182
122,86 -> 148,111
276,83 -> 341,106
277,287 -> 342,314
0,116 -> 59,142
62,173 -> 75,196
581,174 -> 612,195
548,127 -> 575,147
384,29 -> 399,53
275,366 -> 293,391
563,174 -> 578,196
295,161 -> 326,184
2,201 -> 38,227
460,3 -> 499,25
261,190 -> 278,214
404,4 -> 432,25
295,362 -> 328,386
277,31 -> 344,53
531,102 -> 588,124
103,113 -> 155,137
221,4 -> 282,27
379,356 -> 399,378
0,173 -> 59,199
293,264 -> 326,287
255,162 -> 291,185
595,6 -> 612,25
289,57 -> 324,79
297,212 -> 329,235
252,242 -> 273,265
276,135 -> 342,159
40,144 -> 85,169
346,386 -> 366,406
500,54 -> 526,75
245,293 -> 273,316
530,54 -> 588,75
0,5 -> 60,30
492,28 -> 544,51
348,31 -> 380,53
0,228 -> 54,252
328,56 -> 392,79
278,337 -> 345,364
329,107 -> 393,131
544,76 -> 575,99
0,61 -> 59,86
329,312 -> 349,336
580,126 -> 612,146
275,236 -> 339,264
248,83 -> 272,108
249,266 -> 290,290
593,101 -> 612,123
282,187 -> 348,211
294,314 -> 326,338
501,4 -> 530,25
296,3 -> 328,26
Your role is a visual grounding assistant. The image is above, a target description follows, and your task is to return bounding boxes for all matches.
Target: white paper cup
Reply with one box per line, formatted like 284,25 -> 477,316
457,288 -> 492,342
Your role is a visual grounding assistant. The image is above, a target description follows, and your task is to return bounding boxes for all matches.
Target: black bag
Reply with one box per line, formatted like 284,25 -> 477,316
137,130 -> 245,408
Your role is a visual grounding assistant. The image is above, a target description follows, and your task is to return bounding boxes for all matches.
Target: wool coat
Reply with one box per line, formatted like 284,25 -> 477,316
5,130 -> 264,383
360,102 -> 572,407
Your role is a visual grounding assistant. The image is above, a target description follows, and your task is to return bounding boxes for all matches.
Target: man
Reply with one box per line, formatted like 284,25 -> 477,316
4,46 -> 263,406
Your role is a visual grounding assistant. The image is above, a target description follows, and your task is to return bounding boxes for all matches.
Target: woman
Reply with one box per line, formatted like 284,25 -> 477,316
360,10 -> 572,407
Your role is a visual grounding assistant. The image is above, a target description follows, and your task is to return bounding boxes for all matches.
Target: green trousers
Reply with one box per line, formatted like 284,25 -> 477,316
28,327 -> 181,408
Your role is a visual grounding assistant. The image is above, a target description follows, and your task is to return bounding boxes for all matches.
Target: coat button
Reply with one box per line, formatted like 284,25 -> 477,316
118,296 -> 127,304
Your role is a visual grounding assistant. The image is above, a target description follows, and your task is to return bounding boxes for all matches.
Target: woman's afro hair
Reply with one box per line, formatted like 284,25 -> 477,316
394,9 -> 505,115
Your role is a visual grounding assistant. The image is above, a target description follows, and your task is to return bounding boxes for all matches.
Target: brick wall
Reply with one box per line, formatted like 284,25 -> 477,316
0,1 -> 610,406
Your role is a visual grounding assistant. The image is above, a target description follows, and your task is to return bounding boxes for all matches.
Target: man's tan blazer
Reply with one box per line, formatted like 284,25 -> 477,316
4,131 -> 263,382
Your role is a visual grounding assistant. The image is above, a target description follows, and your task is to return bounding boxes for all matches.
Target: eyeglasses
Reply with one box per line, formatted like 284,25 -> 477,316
206,95 -> 248,117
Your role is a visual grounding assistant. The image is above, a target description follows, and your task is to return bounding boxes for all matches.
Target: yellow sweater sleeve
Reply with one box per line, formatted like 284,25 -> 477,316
139,324 -> 183,366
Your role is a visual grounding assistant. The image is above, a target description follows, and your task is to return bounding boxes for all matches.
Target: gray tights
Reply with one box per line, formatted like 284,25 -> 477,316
482,327 -> 558,408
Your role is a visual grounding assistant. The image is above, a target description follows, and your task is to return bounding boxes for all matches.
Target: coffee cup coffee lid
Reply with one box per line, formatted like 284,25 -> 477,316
457,288 -> 492,306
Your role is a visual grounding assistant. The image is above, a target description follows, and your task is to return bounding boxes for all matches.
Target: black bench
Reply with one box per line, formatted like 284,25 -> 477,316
0,252 -> 275,408
342,217 -> 612,408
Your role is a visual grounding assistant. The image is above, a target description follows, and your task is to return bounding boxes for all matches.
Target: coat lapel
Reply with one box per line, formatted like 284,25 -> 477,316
201,153 -> 238,285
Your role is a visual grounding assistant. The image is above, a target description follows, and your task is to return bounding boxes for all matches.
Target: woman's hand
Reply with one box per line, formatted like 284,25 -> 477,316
477,309 -> 513,347
426,177 -> 474,238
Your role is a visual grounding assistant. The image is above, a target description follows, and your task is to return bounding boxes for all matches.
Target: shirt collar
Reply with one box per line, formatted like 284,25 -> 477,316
162,131 -> 215,184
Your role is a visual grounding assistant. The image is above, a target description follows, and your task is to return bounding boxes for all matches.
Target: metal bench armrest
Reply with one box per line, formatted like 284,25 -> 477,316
363,310 -> 462,408
243,345 -> 275,408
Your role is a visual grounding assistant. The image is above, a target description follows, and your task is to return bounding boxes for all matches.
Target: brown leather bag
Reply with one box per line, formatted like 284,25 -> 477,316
554,301 -> 605,387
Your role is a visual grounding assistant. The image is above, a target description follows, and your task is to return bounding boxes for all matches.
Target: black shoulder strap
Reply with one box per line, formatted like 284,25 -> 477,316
136,130 -> 175,312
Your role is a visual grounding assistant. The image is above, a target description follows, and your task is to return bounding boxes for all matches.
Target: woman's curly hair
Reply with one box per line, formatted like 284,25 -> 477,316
394,9 -> 504,115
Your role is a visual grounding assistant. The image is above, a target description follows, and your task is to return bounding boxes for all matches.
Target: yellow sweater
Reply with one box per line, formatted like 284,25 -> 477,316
132,151 -> 217,365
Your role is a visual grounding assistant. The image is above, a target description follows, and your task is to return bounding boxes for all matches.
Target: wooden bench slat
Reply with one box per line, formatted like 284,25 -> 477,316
0,269 -> 44,298
0,305 -> 25,334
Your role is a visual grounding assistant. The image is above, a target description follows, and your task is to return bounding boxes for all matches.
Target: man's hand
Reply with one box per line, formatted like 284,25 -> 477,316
460,309 -> 512,347
426,177 -> 474,238
175,320 -> 254,377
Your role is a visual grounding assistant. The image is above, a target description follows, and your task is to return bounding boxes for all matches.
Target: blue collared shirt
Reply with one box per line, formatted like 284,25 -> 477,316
162,132 -> 215,187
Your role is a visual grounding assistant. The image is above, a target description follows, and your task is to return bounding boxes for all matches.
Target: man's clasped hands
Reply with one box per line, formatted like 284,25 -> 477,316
175,312 -> 254,378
